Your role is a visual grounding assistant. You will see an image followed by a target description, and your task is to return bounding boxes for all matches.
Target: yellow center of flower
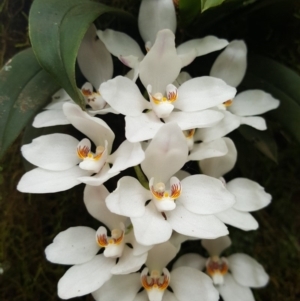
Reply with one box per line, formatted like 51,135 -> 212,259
81,88 -> 101,104
223,99 -> 233,107
96,228 -> 124,248
151,181 -> 181,200
77,145 -> 105,161
206,256 -> 229,285
151,89 -> 178,105
141,269 -> 170,291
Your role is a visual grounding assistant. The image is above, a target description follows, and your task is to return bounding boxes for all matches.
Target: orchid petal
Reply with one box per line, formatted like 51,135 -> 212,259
180,175 -> 235,214
100,76 -> 151,116
131,201 -> 173,245
177,36 -> 228,57
227,178 -> 271,212
49,89 -> 71,106
195,111 -> 241,142
112,245 -> 147,275
173,72 -> 192,87
107,140 -> 145,174
175,77 -> 237,112
189,138 -> 228,161
106,176 -> 151,218
125,111 -> 163,142
33,110 -> 70,127
141,123 -> 188,183
138,0 -> 176,46
210,40 -> 247,87
240,116 -> 267,130
125,230 -> 153,256
228,253 -> 269,287
17,166 -> 91,193
216,208 -> 259,231
45,227 -> 99,265
92,274 -> 141,301
166,204 -> 228,239
78,163 -> 119,186
97,29 -> 144,59
171,267 -> 219,301
63,103 -> 114,152
217,274 -> 255,301
133,291 -> 148,301
77,25 -> 113,90
201,236 -> 231,257
146,241 -> 178,271
21,134 -> 79,171
57,254 -> 115,299
139,29 -> 181,94
84,185 -> 126,229
229,90 -> 280,116
164,110 -> 224,130
199,138 -> 237,178
172,253 -> 206,271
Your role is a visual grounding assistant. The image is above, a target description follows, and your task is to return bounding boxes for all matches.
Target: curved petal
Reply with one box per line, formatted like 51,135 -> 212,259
125,230 -> 153,256
45,227 -> 99,265
125,111 -> 163,142
175,77 -> 237,112
164,110 -> 224,130
100,76 -> 151,116
78,163 -> 119,186
49,89 -> 71,106
106,176 -> 151,218
21,134 -> 80,171
195,111 -> 241,142
171,267 -> 219,301
146,241 -> 178,271
84,185 -> 126,229
107,140 -> 145,174
210,40 -> 247,87
199,137 -> 237,178
216,208 -> 259,231
166,204 -> 228,239
201,236 -> 231,257
177,36 -> 228,57
33,110 -> 70,127
57,254 -> 115,299
138,0 -> 176,46
97,29 -> 144,59
131,201 -> 173,245
217,274 -> 255,301
189,138 -> 228,161
111,245 -> 147,274
240,116 -> 267,130
141,122 -> 189,183
228,253 -> 269,288
227,178 -> 271,212
139,29 -> 181,94
77,25 -> 113,90
17,166 -> 91,193
92,274 -> 141,301
229,90 -> 280,116
172,253 -> 206,271
180,175 -> 235,214
63,103 -> 114,152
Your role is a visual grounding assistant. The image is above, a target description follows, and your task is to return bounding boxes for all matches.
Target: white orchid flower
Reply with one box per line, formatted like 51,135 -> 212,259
45,185 -> 149,300
17,103 -> 145,193
106,123 -> 234,245
97,0 -> 228,81
196,40 -> 280,142
196,138 -> 271,230
100,29 -> 236,143
173,236 -> 269,301
92,241 -> 219,301
33,25 -> 117,128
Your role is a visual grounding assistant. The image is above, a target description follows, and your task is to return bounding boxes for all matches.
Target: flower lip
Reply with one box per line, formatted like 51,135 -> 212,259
206,256 -> 229,285
141,267 -> 170,301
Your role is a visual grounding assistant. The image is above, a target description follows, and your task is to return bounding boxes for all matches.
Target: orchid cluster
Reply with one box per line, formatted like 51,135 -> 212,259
17,0 -> 279,300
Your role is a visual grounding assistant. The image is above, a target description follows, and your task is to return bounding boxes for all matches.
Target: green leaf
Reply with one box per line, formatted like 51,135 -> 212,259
239,125 -> 278,163
201,0 -> 225,12
29,0 -> 133,108
241,54 -> 300,143
0,48 -> 60,159
179,0 -> 202,26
